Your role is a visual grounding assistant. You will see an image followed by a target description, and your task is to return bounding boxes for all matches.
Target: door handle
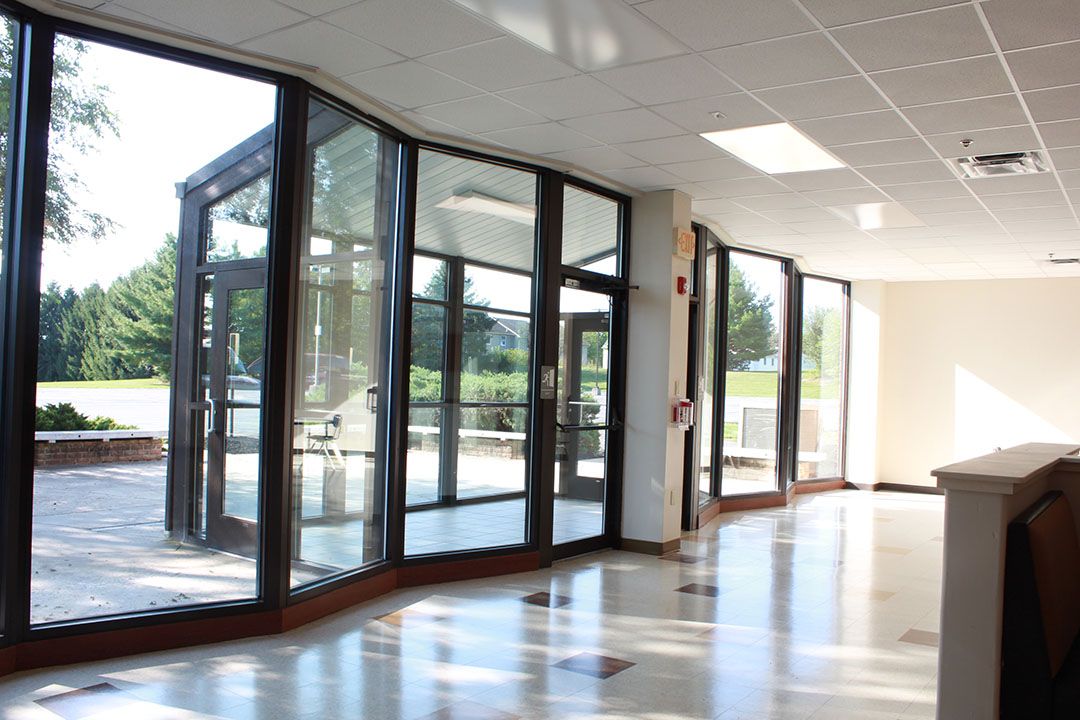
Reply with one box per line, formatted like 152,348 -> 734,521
208,398 -> 219,434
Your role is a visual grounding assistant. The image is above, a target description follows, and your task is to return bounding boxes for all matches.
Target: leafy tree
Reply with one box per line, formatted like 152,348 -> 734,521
411,262 -> 494,371
0,31 -> 120,245
726,264 -> 775,371
801,305 -> 843,379
110,235 -> 177,378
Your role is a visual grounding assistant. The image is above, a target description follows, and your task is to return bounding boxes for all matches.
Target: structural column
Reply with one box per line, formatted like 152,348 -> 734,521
621,190 -> 692,553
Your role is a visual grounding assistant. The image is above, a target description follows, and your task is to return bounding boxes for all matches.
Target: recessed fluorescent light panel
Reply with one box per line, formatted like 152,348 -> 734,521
699,123 -> 845,174
449,0 -> 685,71
436,191 -> 537,225
827,202 -> 925,230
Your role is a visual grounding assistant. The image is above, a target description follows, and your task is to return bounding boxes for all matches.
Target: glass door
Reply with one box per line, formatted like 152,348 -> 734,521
553,283 -> 615,547
201,268 -> 266,556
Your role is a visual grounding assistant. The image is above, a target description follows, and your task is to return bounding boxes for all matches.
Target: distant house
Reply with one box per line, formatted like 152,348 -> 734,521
745,353 -> 817,372
486,318 -> 530,352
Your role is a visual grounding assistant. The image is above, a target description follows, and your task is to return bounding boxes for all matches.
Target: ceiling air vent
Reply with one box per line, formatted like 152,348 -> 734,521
1047,255 -> 1080,265
952,151 -> 1049,179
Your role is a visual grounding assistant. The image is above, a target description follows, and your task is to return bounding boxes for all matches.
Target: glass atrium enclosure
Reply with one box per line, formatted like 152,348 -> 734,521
0,0 -> 844,662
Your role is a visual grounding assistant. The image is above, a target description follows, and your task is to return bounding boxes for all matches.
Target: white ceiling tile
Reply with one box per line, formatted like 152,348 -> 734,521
903,246 -> 969,263
96,3 -> 194,34
983,0 -> 1080,51
919,210 -> 995,226
693,198 -> 747,214
881,180 -> 970,201
594,55 -> 736,106
734,194 -> 815,211
401,110 -> 469,136
420,38 -> 577,92
114,0 -> 306,44
1070,190 -> 1080,204
1006,42 -> 1080,92
614,135 -> 726,165
902,196 -> 985,214
1039,121 -> 1080,149
1060,170 -> 1080,189
700,176 -> 789,197
926,125 -> 1039,158
981,190 -> 1068,209
869,56 -> 1013,108
902,95 -> 1028,135
1003,218 -> 1079,233
634,0 -> 815,52
1024,86 -> 1080,124
595,165 -> 685,190
778,168 -> 870,192
648,93 -> 782,134
276,0 -> 357,15
498,76 -> 635,120
325,0 -> 502,57
786,219 -> 860,234
544,146 -> 644,171
1052,147 -> 1080,170
993,205 -> 1075,222
830,6 -> 994,72
802,187 -> 891,205
755,76 -> 889,121
562,108 -> 684,144
656,156 -> 761,182
857,160 -> 955,185
701,33 -> 857,90
729,225 -> 800,237
673,183 -> 719,199
239,20 -> 402,76
413,95 -> 546,134
828,138 -> 937,166
795,110 -> 915,145
344,62 -> 483,109
966,173 -> 1061,195
480,124 -> 598,155
935,223 -> 1010,238
707,212 -> 779,228
800,0 -> 966,28
761,207 -> 838,223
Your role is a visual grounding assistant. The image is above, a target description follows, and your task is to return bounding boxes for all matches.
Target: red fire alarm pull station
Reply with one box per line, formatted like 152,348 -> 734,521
677,276 -> 689,295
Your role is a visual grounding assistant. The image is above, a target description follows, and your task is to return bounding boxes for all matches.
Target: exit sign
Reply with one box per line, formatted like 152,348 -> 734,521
674,227 -> 695,260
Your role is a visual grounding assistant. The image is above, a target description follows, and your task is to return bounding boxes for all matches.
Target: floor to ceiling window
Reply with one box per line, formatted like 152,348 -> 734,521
31,34 -> 277,623
718,251 -> 787,497
288,98 -> 400,588
797,276 -> 849,481
404,149 -> 538,556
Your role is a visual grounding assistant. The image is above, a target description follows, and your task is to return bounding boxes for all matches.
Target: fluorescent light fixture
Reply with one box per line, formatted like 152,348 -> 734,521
699,123 -> 845,174
449,0 -> 685,71
827,202 -> 925,230
436,191 -> 536,225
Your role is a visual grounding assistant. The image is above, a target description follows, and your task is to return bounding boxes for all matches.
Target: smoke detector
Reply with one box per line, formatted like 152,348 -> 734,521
952,151 -> 1049,178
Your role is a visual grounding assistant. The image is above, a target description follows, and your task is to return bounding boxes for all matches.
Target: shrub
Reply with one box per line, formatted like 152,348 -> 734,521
35,402 -> 135,431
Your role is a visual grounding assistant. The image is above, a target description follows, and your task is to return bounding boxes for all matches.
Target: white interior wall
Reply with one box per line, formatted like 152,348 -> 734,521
876,278 -> 1080,488
846,280 -> 887,487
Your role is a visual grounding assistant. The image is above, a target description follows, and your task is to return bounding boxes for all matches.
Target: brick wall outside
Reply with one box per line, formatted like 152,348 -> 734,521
34,437 -> 163,467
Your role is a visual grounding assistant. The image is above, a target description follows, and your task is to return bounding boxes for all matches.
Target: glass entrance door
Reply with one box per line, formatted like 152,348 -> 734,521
554,284 -> 615,546
199,268 -> 266,556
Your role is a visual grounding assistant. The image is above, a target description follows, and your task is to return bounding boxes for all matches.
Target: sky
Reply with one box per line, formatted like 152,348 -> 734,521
40,38 -> 276,291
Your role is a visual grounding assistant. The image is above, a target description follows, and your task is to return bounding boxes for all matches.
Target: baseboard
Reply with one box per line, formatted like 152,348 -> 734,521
712,493 -> 787,513
795,479 -> 846,494
851,482 -> 879,491
877,482 -> 944,495
620,537 -> 681,555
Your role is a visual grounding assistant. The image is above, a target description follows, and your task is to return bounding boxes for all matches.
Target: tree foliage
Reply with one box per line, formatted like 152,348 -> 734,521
726,264 -> 775,370
111,235 -> 177,378
802,305 -> 843,380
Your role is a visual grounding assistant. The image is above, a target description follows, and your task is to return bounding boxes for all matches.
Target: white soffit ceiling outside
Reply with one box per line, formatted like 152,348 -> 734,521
59,0 -> 1080,282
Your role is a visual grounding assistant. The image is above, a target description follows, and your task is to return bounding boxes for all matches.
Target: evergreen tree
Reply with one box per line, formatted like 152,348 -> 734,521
726,264 -> 775,371
110,235 -> 177,379
37,282 -> 78,381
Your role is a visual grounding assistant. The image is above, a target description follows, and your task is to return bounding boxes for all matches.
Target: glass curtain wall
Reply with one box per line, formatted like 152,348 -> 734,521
288,99 -> 399,587
719,252 -> 786,496
697,246 -> 719,507
31,35 -> 276,623
797,277 -> 848,480
404,149 -> 537,556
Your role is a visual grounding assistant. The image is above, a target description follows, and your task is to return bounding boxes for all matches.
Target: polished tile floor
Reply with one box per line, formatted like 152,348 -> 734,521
2,490 -> 942,720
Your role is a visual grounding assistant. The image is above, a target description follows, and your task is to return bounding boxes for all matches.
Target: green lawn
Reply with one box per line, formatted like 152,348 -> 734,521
720,371 -> 840,400
37,378 -> 169,389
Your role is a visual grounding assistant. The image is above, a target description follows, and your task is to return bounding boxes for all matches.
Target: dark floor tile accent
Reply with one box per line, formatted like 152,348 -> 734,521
552,652 -> 635,679
899,629 -> 939,647
869,589 -> 897,602
675,583 -> 723,597
872,545 -> 912,555
417,700 -> 521,720
374,608 -> 446,627
659,552 -> 706,564
35,683 -> 138,720
522,591 -> 572,608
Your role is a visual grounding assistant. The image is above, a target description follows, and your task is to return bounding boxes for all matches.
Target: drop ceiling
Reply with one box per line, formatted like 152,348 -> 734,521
49,0 -> 1080,281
